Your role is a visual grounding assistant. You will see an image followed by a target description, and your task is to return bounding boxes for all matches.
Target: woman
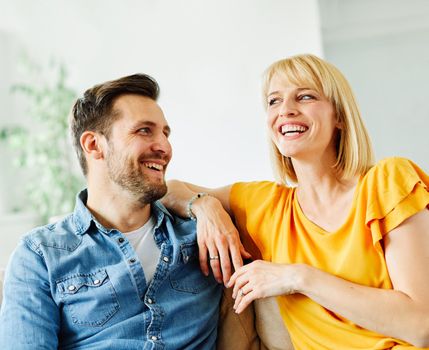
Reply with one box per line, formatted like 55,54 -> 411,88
163,54 -> 429,349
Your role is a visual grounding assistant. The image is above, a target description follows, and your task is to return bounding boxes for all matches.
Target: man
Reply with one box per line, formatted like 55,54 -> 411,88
0,74 -> 222,349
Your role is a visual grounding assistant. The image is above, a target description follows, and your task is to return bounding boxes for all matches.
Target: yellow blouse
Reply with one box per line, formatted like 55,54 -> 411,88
230,157 -> 429,349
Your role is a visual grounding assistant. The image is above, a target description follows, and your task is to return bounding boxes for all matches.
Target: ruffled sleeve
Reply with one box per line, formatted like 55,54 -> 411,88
363,157 -> 429,244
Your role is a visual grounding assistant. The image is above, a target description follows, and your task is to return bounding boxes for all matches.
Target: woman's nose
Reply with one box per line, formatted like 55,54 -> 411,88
279,99 -> 298,117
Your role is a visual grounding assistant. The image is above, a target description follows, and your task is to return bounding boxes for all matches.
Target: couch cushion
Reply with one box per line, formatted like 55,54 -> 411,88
217,288 -> 294,350
256,297 -> 293,350
217,288 -> 260,350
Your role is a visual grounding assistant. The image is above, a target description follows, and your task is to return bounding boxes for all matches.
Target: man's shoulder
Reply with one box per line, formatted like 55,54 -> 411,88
164,212 -> 197,236
153,202 -> 198,244
153,201 -> 196,228
23,213 -> 83,253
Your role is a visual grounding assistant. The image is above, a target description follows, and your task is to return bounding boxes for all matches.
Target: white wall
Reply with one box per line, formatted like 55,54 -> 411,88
0,0 -> 322,266
0,0 -> 322,189
319,0 -> 429,172
0,0 -> 322,191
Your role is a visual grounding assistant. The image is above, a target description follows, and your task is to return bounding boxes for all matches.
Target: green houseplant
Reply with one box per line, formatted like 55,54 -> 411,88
0,61 -> 84,223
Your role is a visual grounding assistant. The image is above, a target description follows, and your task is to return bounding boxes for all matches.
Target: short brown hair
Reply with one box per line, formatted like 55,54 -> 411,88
262,54 -> 374,184
70,74 -> 159,175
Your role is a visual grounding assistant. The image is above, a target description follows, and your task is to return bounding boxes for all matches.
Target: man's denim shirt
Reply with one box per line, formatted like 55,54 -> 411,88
0,190 -> 222,349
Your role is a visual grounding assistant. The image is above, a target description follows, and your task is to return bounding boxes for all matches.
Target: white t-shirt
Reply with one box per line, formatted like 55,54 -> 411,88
124,216 -> 159,283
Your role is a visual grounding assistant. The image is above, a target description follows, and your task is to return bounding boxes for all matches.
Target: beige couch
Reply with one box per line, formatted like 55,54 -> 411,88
217,232 -> 294,349
0,268 -> 293,349
218,288 -> 293,350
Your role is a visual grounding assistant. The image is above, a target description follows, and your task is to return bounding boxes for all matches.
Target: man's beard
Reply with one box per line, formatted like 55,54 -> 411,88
106,145 -> 168,206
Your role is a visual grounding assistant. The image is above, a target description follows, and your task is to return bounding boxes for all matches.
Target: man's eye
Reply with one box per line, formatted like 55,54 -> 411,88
138,128 -> 151,135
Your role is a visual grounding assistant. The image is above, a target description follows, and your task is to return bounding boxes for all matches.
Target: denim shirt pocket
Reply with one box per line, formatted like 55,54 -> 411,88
57,269 -> 120,327
169,242 -> 216,294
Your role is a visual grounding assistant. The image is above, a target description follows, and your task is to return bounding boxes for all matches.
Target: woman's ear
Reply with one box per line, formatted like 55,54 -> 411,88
80,131 -> 106,160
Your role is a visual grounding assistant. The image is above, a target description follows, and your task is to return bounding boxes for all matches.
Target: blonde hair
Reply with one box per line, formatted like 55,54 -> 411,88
263,54 -> 374,184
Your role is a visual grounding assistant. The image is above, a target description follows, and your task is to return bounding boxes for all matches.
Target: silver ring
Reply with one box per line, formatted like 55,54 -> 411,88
239,289 -> 245,297
209,256 -> 219,260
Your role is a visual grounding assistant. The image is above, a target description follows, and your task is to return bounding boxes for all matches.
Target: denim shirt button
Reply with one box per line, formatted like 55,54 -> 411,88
151,336 -> 158,341
68,285 -> 76,291
118,237 -> 125,244
93,279 -> 100,285
147,298 -> 154,304
162,256 -> 169,263
129,258 -> 136,264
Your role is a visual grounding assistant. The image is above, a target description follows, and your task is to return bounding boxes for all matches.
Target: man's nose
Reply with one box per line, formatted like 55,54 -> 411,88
151,134 -> 172,155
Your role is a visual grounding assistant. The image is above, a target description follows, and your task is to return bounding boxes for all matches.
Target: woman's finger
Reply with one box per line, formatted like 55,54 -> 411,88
229,238 -> 244,276
235,290 -> 257,314
198,239 -> 209,276
216,237 -> 232,285
206,242 -> 222,283
232,274 -> 249,299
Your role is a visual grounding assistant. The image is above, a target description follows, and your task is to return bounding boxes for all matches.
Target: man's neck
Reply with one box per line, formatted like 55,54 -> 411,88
86,185 -> 152,234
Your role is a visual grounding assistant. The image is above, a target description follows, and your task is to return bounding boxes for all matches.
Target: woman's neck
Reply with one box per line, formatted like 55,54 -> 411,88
292,157 -> 359,232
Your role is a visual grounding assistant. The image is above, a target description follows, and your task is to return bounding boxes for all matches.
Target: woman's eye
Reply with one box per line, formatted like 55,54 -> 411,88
268,97 -> 280,106
298,94 -> 315,101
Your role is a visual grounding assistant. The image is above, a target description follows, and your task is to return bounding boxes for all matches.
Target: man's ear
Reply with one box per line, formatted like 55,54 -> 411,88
80,131 -> 106,160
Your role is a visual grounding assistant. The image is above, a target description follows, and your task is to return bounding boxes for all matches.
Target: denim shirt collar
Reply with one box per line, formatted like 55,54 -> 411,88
72,189 -> 174,236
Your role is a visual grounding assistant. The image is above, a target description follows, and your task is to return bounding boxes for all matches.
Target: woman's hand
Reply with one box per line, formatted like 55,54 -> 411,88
162,180 -> 251,285
227,260 -> 304,313
192,195 -> 251,285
